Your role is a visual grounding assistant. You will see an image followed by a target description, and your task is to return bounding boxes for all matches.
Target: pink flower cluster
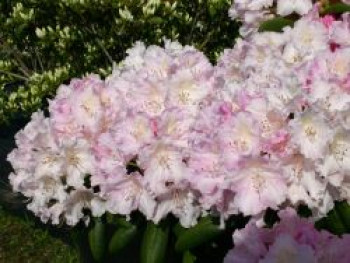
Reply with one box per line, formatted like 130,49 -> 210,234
8,41 -> 214,227
7,11 -> 350,228
224,208 -> 350,263
201,11 -> 350,222
229,0 -> 350,36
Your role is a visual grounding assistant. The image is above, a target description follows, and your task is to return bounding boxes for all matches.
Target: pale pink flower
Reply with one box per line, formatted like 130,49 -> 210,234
276,0 -> 313,16
230,160 -> 287,216
139,142 -> 188,195
225,208 -> 350,263
290,111 -> 333,160
102,173 -> 156,220
152,189 -> 200,227
112,113 -> 155,158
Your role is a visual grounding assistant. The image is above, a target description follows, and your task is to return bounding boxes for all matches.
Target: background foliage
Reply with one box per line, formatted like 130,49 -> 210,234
0,205 -> 79,263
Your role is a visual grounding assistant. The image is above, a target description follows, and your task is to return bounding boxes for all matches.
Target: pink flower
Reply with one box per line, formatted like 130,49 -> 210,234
139,142 -> 188,196
111,113 -> 155,158
225,208 -> 350,263
230,160 -> 287,216
102,173 -> 156,220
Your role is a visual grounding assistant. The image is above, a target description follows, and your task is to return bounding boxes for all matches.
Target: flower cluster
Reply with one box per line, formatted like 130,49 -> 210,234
7,9 -> 350,228
224,208 -> 350,262
196,10 -> 350,222
8,41 -> 214,227
229,0 -> 350,36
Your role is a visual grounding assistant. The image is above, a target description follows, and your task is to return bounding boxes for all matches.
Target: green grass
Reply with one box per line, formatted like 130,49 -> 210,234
0,206 -> 79,263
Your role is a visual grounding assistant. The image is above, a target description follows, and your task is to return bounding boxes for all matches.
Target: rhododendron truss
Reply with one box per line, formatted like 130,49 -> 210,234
8,41 -> 214,227
210,10 -> 350,222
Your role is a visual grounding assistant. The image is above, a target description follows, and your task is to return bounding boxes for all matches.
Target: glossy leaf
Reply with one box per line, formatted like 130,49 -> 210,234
140,221 -> 169,263
173,222 -> 186,237
182,250 -> 196,263
88,218 -> 106,263
108,223 -> 137,255
335,201 -> 350,232
322,3 -> 350,15
175,217 -> 223,252
326,208 -> 347,235
107,214 -> 134,228
258,17 -> 294,32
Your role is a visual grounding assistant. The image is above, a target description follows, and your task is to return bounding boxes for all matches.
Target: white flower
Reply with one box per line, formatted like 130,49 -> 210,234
63,139 -> 94,188
219,112 -> 260,157
286,19 -> 328,60
290,111 -> 333,160
138,83 -> 166,117
34,151 -> 64,179
283,155 -> 326,209
65,190 -> 105,226
139,143 -> 187,195
308,80 -> 350,113
71,85 -> 103,131
167,71 -> 210,114
104,174 -> 156,220
318,130 -> 350,183
327,48 -> 350,79
152,190 -> 200,227
277,0 -> 313,16
122,42 -> 146,70
231,161 -> 287,216
247,0 -> 274,10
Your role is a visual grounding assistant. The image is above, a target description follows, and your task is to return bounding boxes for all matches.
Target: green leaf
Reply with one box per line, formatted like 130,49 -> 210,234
175,217 -> 223,252
148,17 -> 163,24
326,208 -> 347,235
322,3 -> 350,15
258,17 -> 294,32
182,250 -> 196,263
88,218 -> 106,263
335,201 -> 350,232
106,213 -> 134,227
140,221 -> 169,263
173,222 -> 186,238
108,223 -> 137,255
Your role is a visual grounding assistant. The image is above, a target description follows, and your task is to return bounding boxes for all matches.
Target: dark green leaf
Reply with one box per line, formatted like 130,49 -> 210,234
148,17 -> 163,24
326,208 -> 347,235
173,222 -> 186,238
140,221 -> 169,263
88,217 -> 106,262
258,17 -> 294,32
322,3 -> 350,15
175,217 -> 223,252
108,223 -> 137,255
335,201 -> 350,232
107,214 -> 134,227
182,250 -> 196,263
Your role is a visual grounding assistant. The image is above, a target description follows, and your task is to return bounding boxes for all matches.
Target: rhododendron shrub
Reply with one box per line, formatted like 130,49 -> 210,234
7,9 -> 350,228
5,3 -> 350,263
224,208 -> 350,263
